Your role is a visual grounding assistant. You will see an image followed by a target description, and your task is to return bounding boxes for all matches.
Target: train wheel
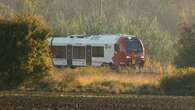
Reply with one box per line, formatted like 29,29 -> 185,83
110,64 -> 120,72
101,62 -> 108,67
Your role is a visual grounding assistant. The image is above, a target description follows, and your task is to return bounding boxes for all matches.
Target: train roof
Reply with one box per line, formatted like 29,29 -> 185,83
48,34 -> 136,46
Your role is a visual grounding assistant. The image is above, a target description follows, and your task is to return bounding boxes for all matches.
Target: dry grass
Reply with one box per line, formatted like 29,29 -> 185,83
77,73 -> 160,87
52,66 -> 161,88
36,62 -> 195,94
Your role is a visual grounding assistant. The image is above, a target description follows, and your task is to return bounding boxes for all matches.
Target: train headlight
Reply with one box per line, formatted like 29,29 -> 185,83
126,56 -> 130,59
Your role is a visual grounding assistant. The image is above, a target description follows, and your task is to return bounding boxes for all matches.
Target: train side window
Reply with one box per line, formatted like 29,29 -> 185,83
114,44 -> 119,52
73,46 -> 86,59
92,47 -> 104,57
50,46 -> 66,58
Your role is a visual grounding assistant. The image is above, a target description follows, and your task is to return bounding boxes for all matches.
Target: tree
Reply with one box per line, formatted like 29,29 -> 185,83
0,14 -> 52,89
175,10 -> 195,67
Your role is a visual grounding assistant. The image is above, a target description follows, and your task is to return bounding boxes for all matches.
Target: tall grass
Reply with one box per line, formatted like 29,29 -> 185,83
15,59 -> 195,95
21,62 -> 163,93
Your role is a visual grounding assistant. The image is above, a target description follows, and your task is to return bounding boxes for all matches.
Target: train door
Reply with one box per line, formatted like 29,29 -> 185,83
67,45 -> 72,66
86,45 -> 92,65
72,46 -> 86,66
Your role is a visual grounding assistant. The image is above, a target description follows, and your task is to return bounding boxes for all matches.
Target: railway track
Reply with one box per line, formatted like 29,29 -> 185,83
0,93 -> 194,110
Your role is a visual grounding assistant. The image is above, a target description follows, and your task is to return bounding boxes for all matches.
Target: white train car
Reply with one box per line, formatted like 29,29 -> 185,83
48,34 -> 145,67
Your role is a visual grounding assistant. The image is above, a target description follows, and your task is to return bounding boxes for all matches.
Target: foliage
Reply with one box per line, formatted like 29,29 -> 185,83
0,2 -> 15,18
175,11 -> 195,67
0,14 -> 52,89
136,84 -> 161,95
160,72 -> 195,96
75,81 -> 136,94
2,0 -> 195,34
175,67 -> 195,74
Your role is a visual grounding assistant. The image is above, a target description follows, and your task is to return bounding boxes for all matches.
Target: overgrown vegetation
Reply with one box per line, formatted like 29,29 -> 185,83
20,67 -> 161,93
174,11 -> 195,67
0,15 -> 52,90
15,66 -> 194,96
1,0 -> 195,34
161,73 -> 195,96
0,0 -> 195,96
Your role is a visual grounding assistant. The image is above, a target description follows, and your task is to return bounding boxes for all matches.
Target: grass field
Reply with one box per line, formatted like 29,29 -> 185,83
33,66 -> 162,94
19,65 -> 195,96
0,65 -> 195,110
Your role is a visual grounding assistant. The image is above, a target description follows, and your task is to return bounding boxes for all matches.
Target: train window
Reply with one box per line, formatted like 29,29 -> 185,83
125,38 -> 142,53
73,46 -> 85,59
92,47 -> 104,57
114,44 -> 119,52
50,46 -> 66,58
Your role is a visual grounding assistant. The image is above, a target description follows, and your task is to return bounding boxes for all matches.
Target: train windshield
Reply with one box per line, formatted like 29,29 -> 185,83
124,38 -> 142,53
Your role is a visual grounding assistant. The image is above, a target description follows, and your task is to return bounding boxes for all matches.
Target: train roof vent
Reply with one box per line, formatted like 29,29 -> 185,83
69,35 -> 87,38
125,35 -> 136,40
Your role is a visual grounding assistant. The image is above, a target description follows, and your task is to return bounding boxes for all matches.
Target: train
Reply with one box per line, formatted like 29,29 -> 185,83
48,34 -> 145,68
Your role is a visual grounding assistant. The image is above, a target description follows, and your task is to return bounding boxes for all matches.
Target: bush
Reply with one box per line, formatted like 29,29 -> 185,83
0,14 -> 52,90
74,81 -> 136,94
136,84 -> 161,95
160,73 -> 195,96
175,12 -> 195,67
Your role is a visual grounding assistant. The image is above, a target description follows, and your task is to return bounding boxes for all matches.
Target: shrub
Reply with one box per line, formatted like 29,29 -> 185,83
160,73 -> 195,96
0,14 -> 52,90
78,81 -> 136,94
136,84 -> 161,95
175,11 -> 195,67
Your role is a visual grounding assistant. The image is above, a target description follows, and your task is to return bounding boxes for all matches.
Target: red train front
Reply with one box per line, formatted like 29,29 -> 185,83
112,35 -> 145,68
